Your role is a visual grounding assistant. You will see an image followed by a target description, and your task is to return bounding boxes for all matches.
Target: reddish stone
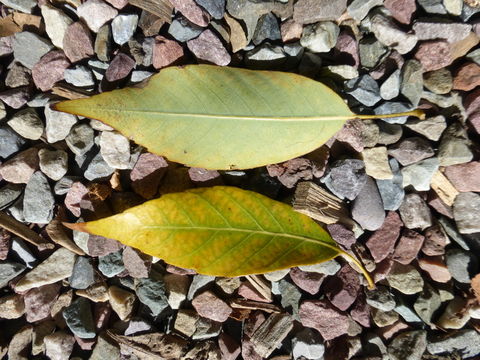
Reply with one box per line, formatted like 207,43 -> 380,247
334,29 -> 359,67
188,167 -> 221,184
468,111 -> 480,134
0,147 -> 39,184
238,282 -> 270,303
123,246 -> 151,278
350,293 -> 371,327
280,19 -> 303,43
453,62 -> 480,91
87,235 -> 122,256
24,283 -> 61,323
384,0 -> 416,24
169,0 -> 210,26
373,258 -> 395,283
166,264 -> 196,275
266,158 -> 314,188
366,211 -> 403,263
377,321 -> 409,340
335,118 -> 365,152
94,301 -> 111,330
0,87 -> 30,109
75,336 -> 95,350
218,332 -> 241,360
289,267 -> 325,295
0,230 -> 10,260
427,193 -> 453,219
418,256 -> 451,283
422,225 -> 448,256
324,265 -> 361,311
105,0 -> 128,9
299,299 -> 349,341
187,29 -> 231,66
64,182 -> 89,217
32,51 -> 70,91
444,162 -> 480,192
192,290 -> 232,322
105,53 -> 135,82
392,229 -> 425,265
152,36 -> 184,69
130,153 -> 168,199
414,40 -> 453,72
63,22 -> 94,63
464,88 -> 480,115
327,223 -> 356,249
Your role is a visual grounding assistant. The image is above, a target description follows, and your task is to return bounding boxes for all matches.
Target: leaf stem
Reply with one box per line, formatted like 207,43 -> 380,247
355,109 -> 425,121
339,250 -> 376,290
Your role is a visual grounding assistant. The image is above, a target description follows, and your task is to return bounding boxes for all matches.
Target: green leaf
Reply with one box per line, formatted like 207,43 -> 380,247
65,186 -> 374,288
53,65 -> 423,170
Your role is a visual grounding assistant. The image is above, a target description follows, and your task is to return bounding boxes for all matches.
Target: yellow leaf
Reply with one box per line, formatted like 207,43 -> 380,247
53,65 -> 423,170
65,186 -> 374,289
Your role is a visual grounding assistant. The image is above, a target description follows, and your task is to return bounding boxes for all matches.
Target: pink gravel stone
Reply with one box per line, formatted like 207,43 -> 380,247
0,87 -> 30,109
266,158 -> 315,188
169,0 -> 210,26
75,336 -> 96,350
152,36 -> 184,69
392,229 -> 425,265
414,40 -> 453,72
192,290 -> 232,322
299,299 -> 349,341
63,22 -> 94,63
327,223 -> 356,249
422,225 -> 448,256
64,182 -> 90,217
24,283 -> 61,323
238,282 -> 270,302
289,267 -> 325,295
87,235 -> 122,256
0,147 -> 39,184
105,0 -> 128,9
335,118 -> 365,152
130,153 -> 168,199
166,264 -> 196,275
464,88 -> 480,115
366,211 -> 403,263
418,256 -> 452,283
105,52 -> 135,82
377,321 -> 409,340
324,264 -> 361,311
122,246 -> 151,278
384,0 -> 416,24
373,258 -> 395,283
350,293 -> 371,327
280,19 -> 303,43
32,51 -> 70,91
334,29 -> 359,67
0,230 -> 10,260
427,193 -> 453,219
444,162 -> 480,192
219,332 -> 241,360
188,167 -> 222,184
187,29 -> 231,66
453,62 -> 480,91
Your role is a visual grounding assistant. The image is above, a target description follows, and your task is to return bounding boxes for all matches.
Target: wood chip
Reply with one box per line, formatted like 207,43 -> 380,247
230,299 -> 281,313
0,211 -> 54,250
128,0 -> 173,23
45,212 -> 86,255
293,181 -> 352,225
51,84 -> 91,99
250,313 -> 293,358
245,275 -> 272,302
431,170 -> 459,206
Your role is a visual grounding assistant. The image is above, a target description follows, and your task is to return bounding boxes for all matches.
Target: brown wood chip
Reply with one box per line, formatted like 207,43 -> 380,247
0,211 -> 54,250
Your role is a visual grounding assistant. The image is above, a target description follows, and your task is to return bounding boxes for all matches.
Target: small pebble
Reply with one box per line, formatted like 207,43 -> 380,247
99,131 -> 131,169
400,59 -> 423,107
13,32 -> 53,69
168,16 -> 203,42
380,69 -> 400,100
170,0 -> 210,27
24,283 -> 61,323
38,149 -> 68,181
370,13 -> 418,54
192,290 -> 232,322
44,332 -> 75,360
135,276 -> 169,316
387,262 -> 424,295
0,261 -> 26,288
401,157 -> 439,191
362,146 -> 393,180
322,159 -> 366,200
418,256 -> 452,283
63,22 -> 95,63
187,29 -> 231,66
399,193 -> 432,230
0,147 -> 39,184
366,286 -> 396,311
392,230 -> 424,265
152,36 -> 184,69
291,328 -> 325,359
23,171 -> 55,224
405,115 -> 447,141
84,150 -> 115,181
45,106 -> 77,144
438,122 -> 473,166
64,65 -> 95,87
0,294 -> 25,319
299,299 -> 349,340
63,297 -> 96,339
446,248 -> 477,283
345,74 -> 381,106
424,69 -> 453,94
69,256 -> 96,290
366,211 -> 402,263
384,0 -> 416,24
111,14 -> 138,45
427,330 -> 480,358
98,250 -> 125,277
388,137 -> 435,166
351,176 -> 385,231
108,285 -> 135,321
7,108 -> 44,140
300,21 -> 339,53
77,0 -> 118,33
388,330 -> 427,360
453,192 -> 480,234
32,50 -> 70,92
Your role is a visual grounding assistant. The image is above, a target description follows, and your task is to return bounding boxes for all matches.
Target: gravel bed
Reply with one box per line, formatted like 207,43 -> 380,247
1,0 -> 480,359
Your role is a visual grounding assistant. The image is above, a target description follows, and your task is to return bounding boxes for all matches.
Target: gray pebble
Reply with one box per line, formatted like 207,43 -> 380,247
346,74 -> 381,106
7,108 -> 44,140
291,328 -> 325,360
99,131 -> 131,169
66,123 -> 95,157
405,115 -> 447,141
135,276 -> 169,316
253,13 -> 281,45
63,297 -> 96,339
168,16 -> 203,42
423,69 -> 453,95
38,149 -> 68,181
401,157 -> 439,191
370,13 -> 418,54
438,123 -> 473,167
0,125 -> 27,159
23,171 -> 55,224
192,318 -> 222,340
13,32 -> 53,69
0,261 -> 26,288
388,137 -> 435,166
418,0 -> 447,14
11,238 -> 37,268
54,176 -> 79,196
413,284 -> 441,324
380,69 -> 400,100
438,217 -> 469,251
359,36 -> 388,68
374,102 -> 413,124
427,330 -> 480,358
388,330 -> 427,360
84,150 -> 115,181
376,158 -> 404,211
453,192 -> 480,234
45,106 -> 77,144
98,250 -> 125,277
194,0 -> 225,19
400,59 -> 423,107
187,274 -> 215,300
64,65 -> 95,87
347,0 -> 383,22
351,176 -> 385,231
366,286 -> 396,311
446,249 -> 478,284
130,70 -> 153,83
277,279 -> 301,319
300,21 -> 339,53
394,301 -> 422,323
298,259 -> 341,275
0,183 -> 23,210
112,14 -> 138,45
399,193 -> 432,230
0,0 -> 36,13
322,159 -> 367,200
69,256 -> 95,289
245,43 -> 287,67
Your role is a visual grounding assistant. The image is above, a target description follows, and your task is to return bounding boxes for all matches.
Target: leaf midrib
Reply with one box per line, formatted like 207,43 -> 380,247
143,225 -> 339,251
71,107 -> 354,122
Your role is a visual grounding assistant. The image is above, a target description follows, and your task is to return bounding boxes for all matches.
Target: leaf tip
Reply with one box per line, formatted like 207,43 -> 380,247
62,221 -> 87,233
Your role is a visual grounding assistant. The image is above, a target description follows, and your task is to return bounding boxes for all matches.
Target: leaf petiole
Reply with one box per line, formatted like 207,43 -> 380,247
339,250 -> 376,290
355,109 -> 426,121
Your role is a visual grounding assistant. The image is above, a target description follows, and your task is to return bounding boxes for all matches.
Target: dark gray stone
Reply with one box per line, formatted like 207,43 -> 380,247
427,330 -> 480,358
0,183 -> 24,210
69,256 -> 95,289
0,261 -> 26,288
374,102 -> 413,124
194,0 -> 225,19
63,297 -> 96,339
322,159 -> 367,200
135,276 -> 169,316
351,176 -> 385,231
98,250 -> 125,278
23,171 -> 55,224
252,13 -> 281,45
376,158 -> 404,211
168,16 -> 203,42
388,330 -> 427,360
345,74 -> 381,106
0,125 -> 27,159
446,249 -> 478,284
84,150 -> 115,181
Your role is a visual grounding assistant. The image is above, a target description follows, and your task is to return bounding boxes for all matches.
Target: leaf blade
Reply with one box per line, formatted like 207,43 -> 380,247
54,65 -> 355,169
66,186 -> 344,276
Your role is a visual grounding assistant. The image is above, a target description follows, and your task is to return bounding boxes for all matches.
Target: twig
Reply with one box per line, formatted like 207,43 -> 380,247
0,211 -> 54,250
